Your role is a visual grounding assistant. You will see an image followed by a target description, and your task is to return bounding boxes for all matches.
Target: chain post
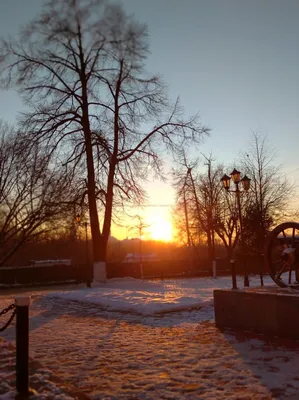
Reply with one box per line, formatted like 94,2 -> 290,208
244,268 -> 250,287
230,259 -> 237,290
15,296 -> 30,396
212,260 -> 217,278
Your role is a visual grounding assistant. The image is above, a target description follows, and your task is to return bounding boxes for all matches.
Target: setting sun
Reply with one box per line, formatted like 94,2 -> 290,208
150,220 -> 172,242
150,219 -> 173,242
142,207 -> 174,242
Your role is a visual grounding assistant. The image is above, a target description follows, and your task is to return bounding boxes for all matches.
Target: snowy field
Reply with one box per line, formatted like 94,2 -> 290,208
1,276 -> 299,399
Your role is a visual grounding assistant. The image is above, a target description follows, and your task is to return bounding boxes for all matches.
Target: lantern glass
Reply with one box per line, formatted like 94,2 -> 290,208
241,175 -> 251,191
231,168 -> 241,184
221,174 -> 231,190
75,214 -> 81,223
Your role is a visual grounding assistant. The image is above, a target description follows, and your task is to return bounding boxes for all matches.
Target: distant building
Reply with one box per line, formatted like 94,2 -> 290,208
30,259 -> 71,267
122,253 -> 160,263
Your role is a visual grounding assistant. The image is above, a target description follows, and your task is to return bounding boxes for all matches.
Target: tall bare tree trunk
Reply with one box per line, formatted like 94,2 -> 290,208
82,76 -> 106,281
84,122 -> 106,282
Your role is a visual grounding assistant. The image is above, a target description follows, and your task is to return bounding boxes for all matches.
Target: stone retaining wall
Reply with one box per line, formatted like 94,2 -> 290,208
214,288 -> 299,339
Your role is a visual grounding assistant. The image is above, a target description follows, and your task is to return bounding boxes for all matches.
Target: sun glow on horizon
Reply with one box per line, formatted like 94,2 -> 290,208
147,211 -> 173,242
111,202 -> 175,242
150,219 -> 173,242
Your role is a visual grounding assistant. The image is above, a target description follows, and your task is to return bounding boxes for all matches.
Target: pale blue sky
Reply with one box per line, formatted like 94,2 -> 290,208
122,0 -> 299,175
0,0 -> 298,236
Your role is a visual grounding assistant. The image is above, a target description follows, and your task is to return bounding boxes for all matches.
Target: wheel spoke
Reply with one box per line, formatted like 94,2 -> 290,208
266,223 -> 299,289
272,259 -> 282,265
292,228 -> 295,247
276,262 -> 288,279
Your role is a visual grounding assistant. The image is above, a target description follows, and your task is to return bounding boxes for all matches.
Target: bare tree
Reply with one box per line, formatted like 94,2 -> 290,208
196,156 -> 223,264
172,154 -> 211,266
0,122 -> 73,266
241,132 -> 294,255
173,153 -> 248,261
128,215 -> 150,271
0,0 -> 209,280
213,191 -> 240,260
172,157 -> 200,248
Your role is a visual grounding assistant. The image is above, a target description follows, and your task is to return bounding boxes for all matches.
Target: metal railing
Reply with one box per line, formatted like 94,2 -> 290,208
0,303 -> 16,332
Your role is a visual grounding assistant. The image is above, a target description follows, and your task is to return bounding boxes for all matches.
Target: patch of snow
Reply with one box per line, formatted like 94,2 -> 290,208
46,275 -> 275,315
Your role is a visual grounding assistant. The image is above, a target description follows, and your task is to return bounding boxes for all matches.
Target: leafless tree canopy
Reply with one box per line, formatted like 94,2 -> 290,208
0,121 -> 74,266
240,132 -> 294,252
172,154 -> 243,261
242,133 -> 292,220
0,0 -> 209,264
172,132 -> 295,262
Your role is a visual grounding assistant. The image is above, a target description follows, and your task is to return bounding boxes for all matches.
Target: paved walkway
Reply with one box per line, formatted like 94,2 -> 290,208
1,295 -> 299,399
0,336 -> 91,399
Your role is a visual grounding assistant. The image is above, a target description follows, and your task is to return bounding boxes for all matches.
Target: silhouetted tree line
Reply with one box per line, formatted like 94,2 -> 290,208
7,235 -> 210,268
172,133 -> 295,269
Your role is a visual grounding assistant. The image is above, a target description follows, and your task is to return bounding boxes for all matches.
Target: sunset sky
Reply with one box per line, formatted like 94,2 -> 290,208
0,0 -> 298,241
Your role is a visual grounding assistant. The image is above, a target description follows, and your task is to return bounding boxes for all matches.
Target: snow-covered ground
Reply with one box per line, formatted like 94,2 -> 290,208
1,276 -> 299,399
44,275 -> 275,315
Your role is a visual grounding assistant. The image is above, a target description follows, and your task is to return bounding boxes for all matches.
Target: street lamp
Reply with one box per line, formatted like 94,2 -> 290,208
75,214 -> 90,287
220,169 -> 251,287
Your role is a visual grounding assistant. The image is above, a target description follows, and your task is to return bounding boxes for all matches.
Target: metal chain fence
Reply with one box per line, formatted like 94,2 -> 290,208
0,303 -> 16,332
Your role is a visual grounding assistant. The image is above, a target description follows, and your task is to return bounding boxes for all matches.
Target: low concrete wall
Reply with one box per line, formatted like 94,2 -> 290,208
214,288 -> 299,339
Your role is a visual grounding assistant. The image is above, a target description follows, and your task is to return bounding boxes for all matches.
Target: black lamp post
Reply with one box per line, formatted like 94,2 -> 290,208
76,214 -> 90,287
221,169 -> 251,287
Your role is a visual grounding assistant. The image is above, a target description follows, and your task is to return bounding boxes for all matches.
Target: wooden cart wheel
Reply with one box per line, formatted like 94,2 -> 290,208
265,222 -> 299,289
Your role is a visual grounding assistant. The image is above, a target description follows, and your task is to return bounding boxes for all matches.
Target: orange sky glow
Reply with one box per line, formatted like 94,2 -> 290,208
111,180 -> 176,242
